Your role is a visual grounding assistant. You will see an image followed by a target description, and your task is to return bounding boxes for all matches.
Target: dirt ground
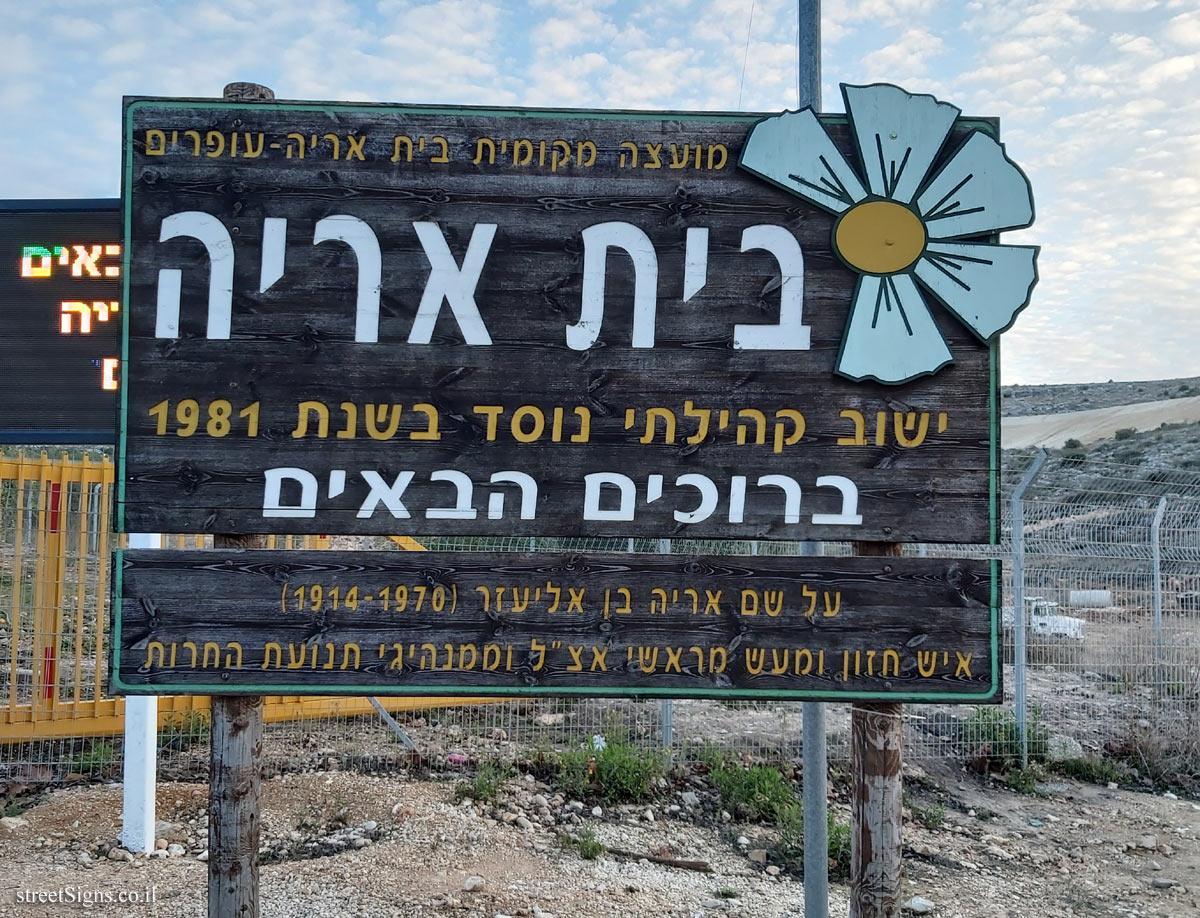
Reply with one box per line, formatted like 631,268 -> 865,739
0,760 -> 1196,918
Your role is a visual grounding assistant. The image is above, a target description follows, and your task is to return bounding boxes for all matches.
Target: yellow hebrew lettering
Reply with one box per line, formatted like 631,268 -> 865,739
511,406 -> 544,443
642,407 -> 676,444
242,133 -> 264,158
773,410 -> 805,453
894,411 -> 931,448
795,648 -> 813,675
642,142 -> 662,168
474,405 -> 503,441
745,648 -> 767,675
430,136 -> 449,163
345,134 -> 366,161
763,590 -> 783,617
837,409 -> 867,446
474,586 -> 491,612
955,652 -> 973,677
483,644 -> 502,671
664,646 -> 683,673
336,402 -> 357,439
366,403 -> 403,440
392,135 -> 414,162
650,587 -> 668,614
144,642 -> 165,669
410,403 -> 440,440
917,650 -> 937,677
458,644 -> 478,670
771,650 -> 790,675
550,139 -> 571,171
474,138 -> 496,164
706,144 -> 728,169
203,131 -> 224,158
741,590 -> 759,616
590,647 -> 608,671
823,592 -> 841,617
293,401 -> 329,438
146,130 -> 166,156
683,400 -> 711,444
637,647 -> 659,673
736,408 -> 766,445
882,649 -> 900,677
263,642 -> 282,669
567,646 -> 584,672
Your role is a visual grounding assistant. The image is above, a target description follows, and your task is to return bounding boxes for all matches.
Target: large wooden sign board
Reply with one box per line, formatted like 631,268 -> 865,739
118,97 -> 999,542
113,549 -> 998,701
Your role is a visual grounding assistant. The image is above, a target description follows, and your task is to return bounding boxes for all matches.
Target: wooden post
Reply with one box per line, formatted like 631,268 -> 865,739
850,541 -> 903,918
208,81 -> 275,918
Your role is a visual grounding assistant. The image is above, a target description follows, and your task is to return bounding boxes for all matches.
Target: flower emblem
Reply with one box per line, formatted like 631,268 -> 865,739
740,83 -> 1038,384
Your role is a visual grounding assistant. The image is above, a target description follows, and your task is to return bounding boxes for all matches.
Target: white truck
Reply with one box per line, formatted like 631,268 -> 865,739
1002,597 -> 1086,641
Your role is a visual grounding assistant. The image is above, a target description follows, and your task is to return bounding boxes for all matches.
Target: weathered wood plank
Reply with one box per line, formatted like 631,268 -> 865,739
113,549 -> 999,702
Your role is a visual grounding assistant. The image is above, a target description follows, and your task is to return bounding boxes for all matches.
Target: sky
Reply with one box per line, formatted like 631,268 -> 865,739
2,0 -> 1197,385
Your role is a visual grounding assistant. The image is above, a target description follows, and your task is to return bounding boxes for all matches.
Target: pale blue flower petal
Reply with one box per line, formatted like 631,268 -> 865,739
836,273 -> 953,383
842,83 -> 959,205
740,109 -> 867,215
914,242 -> 1039,341
917,132 -> 1035,238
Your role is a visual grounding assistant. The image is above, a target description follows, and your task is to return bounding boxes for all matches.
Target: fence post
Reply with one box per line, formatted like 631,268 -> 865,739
1011,448 -> 1047,768
657,538 -> 673,756
1150,496 -> 1167,696
120,532 -> 162,854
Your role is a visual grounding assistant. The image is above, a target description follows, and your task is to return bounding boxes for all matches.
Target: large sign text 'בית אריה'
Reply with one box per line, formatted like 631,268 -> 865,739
118,94 -> 1005,541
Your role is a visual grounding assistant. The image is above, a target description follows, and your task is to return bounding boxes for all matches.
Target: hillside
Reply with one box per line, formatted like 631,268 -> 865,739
1002,376 -> 1200,416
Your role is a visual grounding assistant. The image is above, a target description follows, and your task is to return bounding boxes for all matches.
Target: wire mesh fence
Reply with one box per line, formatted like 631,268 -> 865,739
2,449 -> 1198,784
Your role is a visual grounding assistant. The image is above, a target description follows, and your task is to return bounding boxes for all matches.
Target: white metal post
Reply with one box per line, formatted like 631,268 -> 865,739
120,532 -> 161,853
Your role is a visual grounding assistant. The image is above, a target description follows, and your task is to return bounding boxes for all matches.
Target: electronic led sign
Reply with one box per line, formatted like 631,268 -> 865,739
0,200 -> 120,443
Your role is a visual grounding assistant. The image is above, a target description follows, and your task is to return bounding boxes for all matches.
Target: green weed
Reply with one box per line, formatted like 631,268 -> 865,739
913,800 -> 946,831
158,710 -> 210,752
454,760 -> 512,803
566,826 -> 605,860
710,764 -> 796,823
1050,756 -> 1125,786
553,737 -> 663,804
964,707 -> 1049,770
70,740 -> 115,772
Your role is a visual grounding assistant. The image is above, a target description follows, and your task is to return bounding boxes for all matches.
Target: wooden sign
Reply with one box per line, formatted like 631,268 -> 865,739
118,93 -> 1012,541
112,549 -> 999,701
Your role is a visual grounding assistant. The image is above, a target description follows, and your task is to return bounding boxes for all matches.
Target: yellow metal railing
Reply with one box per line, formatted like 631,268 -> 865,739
0,450 -> 467,743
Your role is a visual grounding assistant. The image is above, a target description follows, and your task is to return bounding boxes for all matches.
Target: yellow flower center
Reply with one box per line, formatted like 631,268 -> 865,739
834,200 -> 926,274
